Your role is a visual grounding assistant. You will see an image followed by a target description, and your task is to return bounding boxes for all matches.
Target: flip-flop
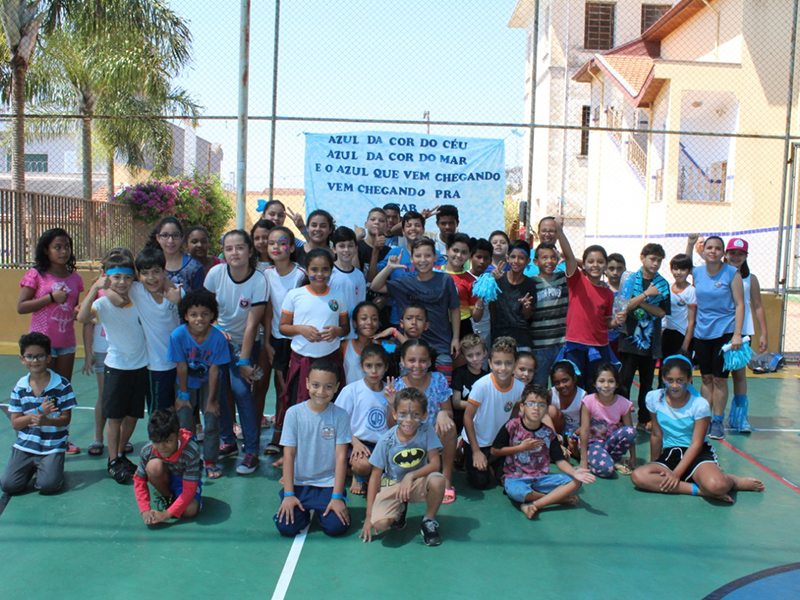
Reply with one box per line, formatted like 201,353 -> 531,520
614,462 -> 633,476
87,441 -> 104,456
442,487 -> 456,504
263,443 -> 281,455
205,464 -> 223,479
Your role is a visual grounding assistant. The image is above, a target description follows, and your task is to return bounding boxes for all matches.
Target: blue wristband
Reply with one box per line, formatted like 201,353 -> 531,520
331,492 -> 347,503
236,358 -> 251,367
283,491 -> 295,497
177,390 -> 190,401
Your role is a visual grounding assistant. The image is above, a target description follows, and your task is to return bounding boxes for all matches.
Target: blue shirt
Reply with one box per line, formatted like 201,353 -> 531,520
378,245 -> 446,323
9,370 -> 77,455
645,388 -> 710,448
693,263 -> 738,340
167,324 -> 231,389
168,253 -> 206,292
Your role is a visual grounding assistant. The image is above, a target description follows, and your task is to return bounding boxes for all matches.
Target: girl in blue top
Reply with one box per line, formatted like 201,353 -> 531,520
631,356 -> 763,502
688,235 -> 744,441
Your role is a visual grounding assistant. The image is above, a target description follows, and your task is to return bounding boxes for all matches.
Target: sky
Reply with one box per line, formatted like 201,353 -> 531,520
169,0 -> 527,192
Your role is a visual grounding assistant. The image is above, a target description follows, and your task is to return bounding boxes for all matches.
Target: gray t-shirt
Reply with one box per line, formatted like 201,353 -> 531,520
280,402 -> 351,487
369,423 -> 443,483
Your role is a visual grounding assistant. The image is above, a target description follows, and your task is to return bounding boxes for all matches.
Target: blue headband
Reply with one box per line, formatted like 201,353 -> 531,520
256,198 -> 268,212
106,267 -> 135,276
557,359 -> 581,377
663,354 -> 693,368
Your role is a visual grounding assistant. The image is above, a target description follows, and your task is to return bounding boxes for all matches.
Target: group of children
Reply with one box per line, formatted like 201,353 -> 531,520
2,201 -> 765,547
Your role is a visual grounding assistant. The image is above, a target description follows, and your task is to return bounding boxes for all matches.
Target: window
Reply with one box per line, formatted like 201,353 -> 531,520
580,106 -> 591,156
641,4 -> 671,33
6,153 -> 48,172
584,3 -> 615,51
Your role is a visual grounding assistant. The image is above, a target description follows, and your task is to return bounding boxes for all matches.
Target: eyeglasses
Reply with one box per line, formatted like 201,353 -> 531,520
396,413 -> 424,422
158,232 -> 183,241
23,353 -> 48,362
522,401 -> 548,409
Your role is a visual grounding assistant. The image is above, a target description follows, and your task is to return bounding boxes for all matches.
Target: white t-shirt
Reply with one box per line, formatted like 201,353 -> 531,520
129,283 -> 182,371
663,284 -> 697,335
91,296 -> 148,370
461,373 -> 525,447
342,339 -> 362,385
204,264 -> 269,346
281,286 -> 348,357
263,264 -> 306,339
329,265 -> 367,339
550,386 -> 586,433
334,378 -> 388,443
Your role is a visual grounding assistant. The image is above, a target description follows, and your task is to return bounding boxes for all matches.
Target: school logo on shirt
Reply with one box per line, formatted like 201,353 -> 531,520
392,447 -> 426,468
714,282 -> 723,289
239,297 -> 251,309
367,407 -> 386,430
504,401 -> 514,412
321,424 -> 335,440
328,300 -> 339,312
677,299 -> 686,307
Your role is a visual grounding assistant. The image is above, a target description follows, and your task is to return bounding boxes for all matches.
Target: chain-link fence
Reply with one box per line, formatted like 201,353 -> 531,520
2,0 -> 800,353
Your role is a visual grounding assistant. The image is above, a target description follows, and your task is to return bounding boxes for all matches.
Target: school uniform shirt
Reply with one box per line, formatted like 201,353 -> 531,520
551,386 -> 586,433
565,268 -> 614,347
645,388 -> 710,448
492,275 -> 538,347
89,289 -> 109,353
204,264 -> 269,347
334,379 -> 388,443
493,418 -> 564,481
167,324 -> 231,389
329,265 -> 367,339
693,263 -> 738,340
451,365 -> 488,400
8,369 -> 77,454
281,286 -> 348,357
91,296 -> 148,370
369,423 -> 442,483
581,393 -> 633,444
129,283 -> 183,372
342,339 -> 363,385
262,264 -> 306,340
461,373 -> 525,448
663,284 -> 697,335
530,271 -> 569,349
280,403 -> 351,487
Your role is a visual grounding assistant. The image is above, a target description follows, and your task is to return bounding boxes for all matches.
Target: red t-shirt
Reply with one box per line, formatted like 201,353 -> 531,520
437,268 -> 477,320
565,268 -> 614,346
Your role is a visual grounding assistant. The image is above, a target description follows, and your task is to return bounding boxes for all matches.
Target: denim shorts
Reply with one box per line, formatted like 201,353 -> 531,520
168,472 -> 203,512
503,474 -> 575,503
51,345 -> 76,357
92,352 -> 107,375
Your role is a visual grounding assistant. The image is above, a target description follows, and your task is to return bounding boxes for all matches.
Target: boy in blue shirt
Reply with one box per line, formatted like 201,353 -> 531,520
1,332 -> 77,495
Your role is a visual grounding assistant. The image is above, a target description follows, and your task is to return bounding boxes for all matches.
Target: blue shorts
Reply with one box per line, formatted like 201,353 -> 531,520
504,474 -> 574,503
168,473 -> 203,512
51,345 -> 76,357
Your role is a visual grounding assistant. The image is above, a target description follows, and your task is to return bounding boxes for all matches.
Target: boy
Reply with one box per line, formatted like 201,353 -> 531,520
468,238 -> 493,347
661,253 -> 697,359
134,409 -> 202,525
618,243 -> 671,430
514,351 -> 536,386
359,207 -> 392,279
524,217 -> 568,276
462,336 -> 525,490
330,226 -> 367,339
360,388 -> 446,546
375,302 -> 430,347
606,253 -> 628,357
274,359 -> 351,537
451,334 -> 488,433
529,242 -> 569,386
426,204 -> 459,255
383,202 -> 402,246
167,289 -> 230,479
491,383 -> 594,519
1,333 -> 76,495
77,253 -> 149,483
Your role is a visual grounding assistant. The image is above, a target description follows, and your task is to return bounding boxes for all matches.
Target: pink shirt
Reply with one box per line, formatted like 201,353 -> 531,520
20,269 -> 84,348
582,393 -> 633,443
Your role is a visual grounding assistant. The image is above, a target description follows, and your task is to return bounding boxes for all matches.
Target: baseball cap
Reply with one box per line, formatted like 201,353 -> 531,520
726,238 -> 748,253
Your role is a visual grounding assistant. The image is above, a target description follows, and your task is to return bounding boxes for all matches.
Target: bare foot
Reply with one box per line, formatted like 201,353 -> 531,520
559,494 -> 579,506
729,475 -> 765,492
273,456 -> 284,469
350,476 -> 366,495
715,493 -> 734,504
521,503 -> 539,519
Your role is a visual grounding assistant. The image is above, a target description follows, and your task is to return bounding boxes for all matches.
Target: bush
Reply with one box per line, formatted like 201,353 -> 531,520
116,174 -> 234,252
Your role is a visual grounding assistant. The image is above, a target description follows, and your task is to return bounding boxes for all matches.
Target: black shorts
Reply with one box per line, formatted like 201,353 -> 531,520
654,443 -> 718,482
347,440 -> 377,461
460,318 -> 474,337
270,337 -> 292,375
693,333 -> 733,379
102,366 -> 148,420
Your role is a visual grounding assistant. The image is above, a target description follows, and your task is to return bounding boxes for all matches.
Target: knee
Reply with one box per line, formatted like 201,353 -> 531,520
439,427 -> 457,443
38,476 -> 64,495
592,463 -> 615,478
701,375 -> 714,386
0,476 -> 27,496
427,473 -> 446,493
274,514 -> 307,537
467,470 -> 490,490
145,458 -> 167,479
630,468 -> 645,488
320,513 -> 351,537
182,500 -> 200,519
351,458 -> 372,478
700,476 -> 731,497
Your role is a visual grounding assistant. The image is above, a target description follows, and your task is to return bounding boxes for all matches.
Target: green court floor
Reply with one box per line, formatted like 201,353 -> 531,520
1,357 -> 799,599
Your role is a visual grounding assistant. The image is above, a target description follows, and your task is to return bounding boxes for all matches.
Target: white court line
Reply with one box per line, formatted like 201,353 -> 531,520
271,511 -> 313,600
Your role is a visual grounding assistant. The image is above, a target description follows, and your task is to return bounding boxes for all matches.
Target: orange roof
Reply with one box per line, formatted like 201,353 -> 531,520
600,56 -> 655,97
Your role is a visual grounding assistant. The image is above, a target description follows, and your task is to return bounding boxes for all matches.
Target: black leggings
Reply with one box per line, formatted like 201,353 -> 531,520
619,352 -> 656,424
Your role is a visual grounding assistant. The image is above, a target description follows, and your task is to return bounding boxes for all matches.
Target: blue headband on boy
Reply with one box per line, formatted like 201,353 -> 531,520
663,354 -> 693,368
106,267 -> 135,276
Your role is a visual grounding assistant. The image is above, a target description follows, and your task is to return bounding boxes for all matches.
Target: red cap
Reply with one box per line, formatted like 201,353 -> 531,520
726,238 -> 748,253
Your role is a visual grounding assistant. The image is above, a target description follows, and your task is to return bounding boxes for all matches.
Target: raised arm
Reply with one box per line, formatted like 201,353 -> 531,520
554,217 -> 577,277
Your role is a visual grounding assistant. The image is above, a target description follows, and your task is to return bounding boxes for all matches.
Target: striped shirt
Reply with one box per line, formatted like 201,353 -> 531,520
9,370 -> 77,455
529,272 -> 569,349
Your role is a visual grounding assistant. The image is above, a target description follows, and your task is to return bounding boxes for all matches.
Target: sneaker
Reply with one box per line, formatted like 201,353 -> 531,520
738,415 -> 752,434
391,503 -> 408,530
420,518 -> 441,546
219,443 -> 239,459
120,454 -> 137,475
708,420 -> 725,440
236,453 -> 260,475
108,459 -> 131,484
154,493 -> 176,512
66,441 -> 81,455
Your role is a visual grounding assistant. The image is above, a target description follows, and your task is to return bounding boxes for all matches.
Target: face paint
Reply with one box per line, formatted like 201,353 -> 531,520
278,236 -> 289,252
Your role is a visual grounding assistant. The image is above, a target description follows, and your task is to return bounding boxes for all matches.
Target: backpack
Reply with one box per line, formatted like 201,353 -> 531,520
748,352 -> 785,374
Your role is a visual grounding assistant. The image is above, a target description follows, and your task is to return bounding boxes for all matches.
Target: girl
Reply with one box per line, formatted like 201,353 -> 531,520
252,219 -> 276,272
342,301 -> 381,385
631,355 -> 764,501
257,199 -> 307,247
146,216 -> 205,291
555,218 -> 617,390
579,363 -> 637,477
251,218 -> 277,430
262,226 -> 306,455
724,238 -> 768,434
486,230 -> 510,274
204,230 -> 268,475
689,235 -> 745,440
335,343 -> 390,496
437,233 -> 484,347
185,225 -> 223,276
489,240 -> 536,351
391,339 -> 458,503
549,360 -> 586,458
295,209 -> 335,266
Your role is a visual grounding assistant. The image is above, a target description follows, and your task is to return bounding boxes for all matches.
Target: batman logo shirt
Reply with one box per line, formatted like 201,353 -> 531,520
392,447 -> 426,469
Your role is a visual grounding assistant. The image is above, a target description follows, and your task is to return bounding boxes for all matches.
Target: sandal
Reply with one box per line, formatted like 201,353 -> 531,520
205,464 -> 223,479
442,487 -> 456,504
264,443 -> 281,455
261,415 -> 273,429
124,442 -> 134,454
614,462 -> 633,476
87,441 -> 104,456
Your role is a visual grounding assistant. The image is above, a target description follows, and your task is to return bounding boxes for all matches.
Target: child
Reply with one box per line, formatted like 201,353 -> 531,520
168,289 -> 230,479
436,233 -> 483,348
358,207 -> 392,279
252,218 -> 276,271
375,302 -> 430,347
330,226 -> 367,339
427,204 -> 459,255
134,409 -> 202,525
382,202 -> 402,246
146,216 -> 205,291
392,339 -> 457,502
489,240 -> 536,351
486,230 -> 510,274
468,238 -> 493,346
631,355 -> 764,501
252,218 -> 277,430
295,209 -> 335,266
1,333 -> 77,495
77,253 -> 149,483
491,383 -> 595,519
462,336 -> 525,490
606,253 -> 628,358
514,351 -> 536,386
524,216 -> 568,276
578,363 -> 637,477
451,334 -> 489,435
661,253 -> 696,359
342,301 -> 381,385
549,360 -> 586,457
360,388 -> 446,546
529,242 -> 569,386
204,230 -> 269,475
185,225 -> 224,276
274,359 -> 351,537
335,344 -> 390,495
257,199 -> 307,248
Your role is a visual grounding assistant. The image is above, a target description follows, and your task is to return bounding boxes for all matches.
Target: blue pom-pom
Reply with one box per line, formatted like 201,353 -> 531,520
722,342 -> 754,371
473,272 -> 502,302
